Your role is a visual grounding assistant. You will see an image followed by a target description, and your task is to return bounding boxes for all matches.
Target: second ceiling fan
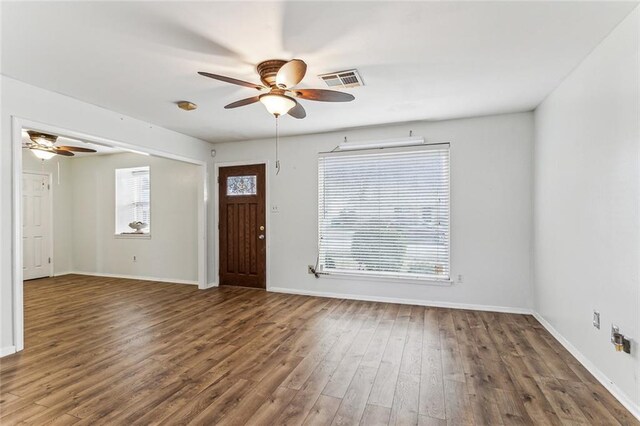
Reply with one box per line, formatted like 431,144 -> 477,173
24,131 -> 97,160
198,59 -> 355,119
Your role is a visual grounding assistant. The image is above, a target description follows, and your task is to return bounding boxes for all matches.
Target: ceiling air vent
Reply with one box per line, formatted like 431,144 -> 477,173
318,69 -> 364,88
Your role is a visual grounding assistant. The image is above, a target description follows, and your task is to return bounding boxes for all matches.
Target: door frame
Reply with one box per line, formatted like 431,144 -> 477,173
12,116 -> 209,352
22,170 -> 55,280
213,160 -> 271,290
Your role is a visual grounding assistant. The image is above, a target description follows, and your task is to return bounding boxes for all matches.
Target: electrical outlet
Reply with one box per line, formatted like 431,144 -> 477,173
593,310 -> 600,329
457,274 -> 464,283
271,205 -> 279,214
133,255 -> 137,263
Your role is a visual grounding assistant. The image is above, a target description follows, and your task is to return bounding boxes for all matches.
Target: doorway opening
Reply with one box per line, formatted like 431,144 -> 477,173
11,118 -> 208,353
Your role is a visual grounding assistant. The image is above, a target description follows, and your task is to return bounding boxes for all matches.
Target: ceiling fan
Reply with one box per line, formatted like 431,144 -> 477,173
198,59 -> 355,118
23,131 -> 97,160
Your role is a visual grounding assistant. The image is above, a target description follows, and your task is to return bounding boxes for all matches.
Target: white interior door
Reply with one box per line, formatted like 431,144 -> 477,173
23,172 -> 52,280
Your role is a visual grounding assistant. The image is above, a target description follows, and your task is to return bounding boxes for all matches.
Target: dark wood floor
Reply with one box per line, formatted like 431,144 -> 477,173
0,275 -> 637,425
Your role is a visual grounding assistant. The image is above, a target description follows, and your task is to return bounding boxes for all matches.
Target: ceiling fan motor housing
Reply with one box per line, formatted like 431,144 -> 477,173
27,131 -> 58,145
256,59 -> 288,87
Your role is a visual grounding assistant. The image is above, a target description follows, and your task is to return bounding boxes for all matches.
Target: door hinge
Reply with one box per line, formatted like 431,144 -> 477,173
217,222 -> 220,230
217,176 -> 220,183
48,257 -> 51,264
47,184 -> 50,190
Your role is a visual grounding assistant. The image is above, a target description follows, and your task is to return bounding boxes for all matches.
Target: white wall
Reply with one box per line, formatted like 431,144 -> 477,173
211,112 -> 534,311
22,152 -> 74,275
71,153 -> 199,282
1,76 -> 211,352
534,6 -> 640,411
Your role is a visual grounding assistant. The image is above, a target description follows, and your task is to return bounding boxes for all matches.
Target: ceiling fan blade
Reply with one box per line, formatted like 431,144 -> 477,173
224,96 -> 261,109
293,89 -> 354,102
56,145 -> 97,153
276,59 -> 307,89
53,148 -> 74,156
198,72 -> 265,90
288,102 -> 306,119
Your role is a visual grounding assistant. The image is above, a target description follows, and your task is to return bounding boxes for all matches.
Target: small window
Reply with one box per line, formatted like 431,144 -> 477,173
115,166 -> 150,234
227,175 -> 257,196
318,146 -> 450,281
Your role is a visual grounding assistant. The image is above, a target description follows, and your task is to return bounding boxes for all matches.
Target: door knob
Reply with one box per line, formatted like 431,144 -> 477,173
258,234 -> 265,240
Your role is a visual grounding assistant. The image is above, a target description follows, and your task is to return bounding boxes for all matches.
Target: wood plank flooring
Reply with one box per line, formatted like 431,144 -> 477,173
0,274 -> 637,425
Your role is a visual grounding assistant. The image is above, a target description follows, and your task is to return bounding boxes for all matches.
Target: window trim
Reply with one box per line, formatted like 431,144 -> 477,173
318,269 -> 453,286
114,233 -> 152,240
115,166 -> 151,236
317,143 -> 451,283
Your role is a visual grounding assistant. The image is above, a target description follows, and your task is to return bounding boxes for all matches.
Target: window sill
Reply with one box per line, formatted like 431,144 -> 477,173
114,233 -> 151,239
317,271 -> 453,287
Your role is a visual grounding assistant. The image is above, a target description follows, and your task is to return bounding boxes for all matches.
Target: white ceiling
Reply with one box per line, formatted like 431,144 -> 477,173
2,2 -> 636,143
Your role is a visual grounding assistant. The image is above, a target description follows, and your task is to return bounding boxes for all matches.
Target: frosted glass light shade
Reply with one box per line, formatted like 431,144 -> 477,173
259,94 -> 296,116
31,148 -> 56,160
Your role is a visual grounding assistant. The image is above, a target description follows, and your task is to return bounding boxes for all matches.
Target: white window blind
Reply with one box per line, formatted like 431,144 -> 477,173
115,166 -> 150,234
318,145 -> 450,281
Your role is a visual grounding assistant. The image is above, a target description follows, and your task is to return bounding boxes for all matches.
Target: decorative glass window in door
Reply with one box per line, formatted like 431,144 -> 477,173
227,175 -> 257,196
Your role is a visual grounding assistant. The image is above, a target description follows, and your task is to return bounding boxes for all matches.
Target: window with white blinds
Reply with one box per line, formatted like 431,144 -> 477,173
318,145 -> 450,281
115,166 -> 150,234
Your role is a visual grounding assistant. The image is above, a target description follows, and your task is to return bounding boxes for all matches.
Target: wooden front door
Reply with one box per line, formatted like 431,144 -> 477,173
219,164 -> 266,288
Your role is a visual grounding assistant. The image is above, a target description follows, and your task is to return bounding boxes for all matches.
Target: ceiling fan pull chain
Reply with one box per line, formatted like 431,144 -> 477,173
275,116 -> 281,175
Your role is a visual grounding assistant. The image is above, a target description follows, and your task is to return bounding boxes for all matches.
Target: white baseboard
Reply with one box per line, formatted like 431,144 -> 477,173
0,346 -> 17,357
533,313 -> 640,420
197,281 -> 219,289
267,286 -> 533,314
58,271 -> 198,286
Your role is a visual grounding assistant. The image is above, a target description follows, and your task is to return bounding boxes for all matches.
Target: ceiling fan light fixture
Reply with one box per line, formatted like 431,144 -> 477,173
31,148 -> 56,160
259,93 -> 296,117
